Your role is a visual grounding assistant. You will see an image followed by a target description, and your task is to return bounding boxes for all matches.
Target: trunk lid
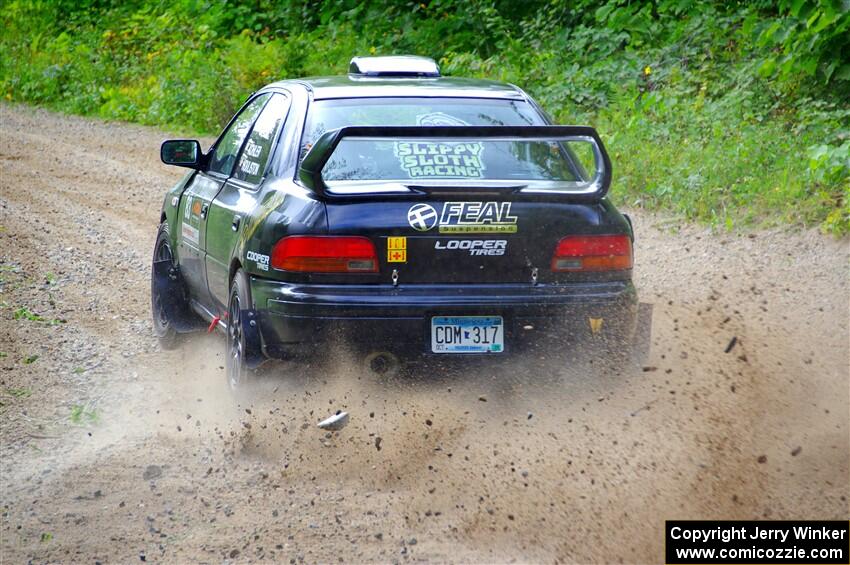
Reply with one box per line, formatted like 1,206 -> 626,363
325,198 -> 607,284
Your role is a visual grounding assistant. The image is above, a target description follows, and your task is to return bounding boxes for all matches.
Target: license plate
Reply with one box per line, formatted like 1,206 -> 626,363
431,316 -> 504,353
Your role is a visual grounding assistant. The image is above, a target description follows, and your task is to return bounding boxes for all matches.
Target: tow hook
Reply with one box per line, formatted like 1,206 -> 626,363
531,267 -> 539,285
391,269 -> 399,287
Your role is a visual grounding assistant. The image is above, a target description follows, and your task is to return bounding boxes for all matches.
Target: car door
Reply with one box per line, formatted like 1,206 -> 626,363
204,92 -> 292,308
176,94 -> 270,307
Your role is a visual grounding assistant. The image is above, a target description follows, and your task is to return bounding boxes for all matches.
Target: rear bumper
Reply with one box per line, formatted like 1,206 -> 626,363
250,277 -> 637,358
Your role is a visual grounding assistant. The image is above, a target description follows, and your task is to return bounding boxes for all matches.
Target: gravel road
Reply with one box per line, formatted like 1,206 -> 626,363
1,103 -> 848,563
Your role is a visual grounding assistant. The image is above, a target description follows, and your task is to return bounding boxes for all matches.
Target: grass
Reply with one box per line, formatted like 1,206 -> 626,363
4,387 -> 33,399
12,306 -> 65,325
598,95 -> 849,231
13,307 -> 45,322
69,404 -> 99,425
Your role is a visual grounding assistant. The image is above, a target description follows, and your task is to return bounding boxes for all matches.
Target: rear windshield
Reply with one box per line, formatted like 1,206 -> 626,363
300,98 -> 595,187
302,98 -> 544,145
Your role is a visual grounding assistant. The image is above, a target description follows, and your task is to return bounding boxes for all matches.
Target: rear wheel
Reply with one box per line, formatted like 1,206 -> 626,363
226,269 -> 254,390
151,223 -> 182,350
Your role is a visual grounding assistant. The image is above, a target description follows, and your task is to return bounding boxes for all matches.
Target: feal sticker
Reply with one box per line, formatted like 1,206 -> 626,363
407,202 -> 518,234
394,113 -> 485,179
387,236 -> 407,263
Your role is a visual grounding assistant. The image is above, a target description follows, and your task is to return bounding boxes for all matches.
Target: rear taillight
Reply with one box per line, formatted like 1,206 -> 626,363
271,236 -> 378,273
551,234 -> 633,272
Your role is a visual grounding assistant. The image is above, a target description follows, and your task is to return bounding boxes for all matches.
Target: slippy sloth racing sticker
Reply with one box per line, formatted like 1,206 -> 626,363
394,113 -> 485,179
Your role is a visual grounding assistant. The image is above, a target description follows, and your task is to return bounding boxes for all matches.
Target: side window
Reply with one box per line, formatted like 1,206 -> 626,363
207,94 -> 270,176
233,93 -> 290,185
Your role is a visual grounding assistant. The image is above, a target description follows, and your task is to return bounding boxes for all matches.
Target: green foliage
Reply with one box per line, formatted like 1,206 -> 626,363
4,387 -> 32,398
12,306 -> 65,325
1,0 -> 848,232
13,307 -> 45,322
69,404 -> 99,425
755,0 -> 850,84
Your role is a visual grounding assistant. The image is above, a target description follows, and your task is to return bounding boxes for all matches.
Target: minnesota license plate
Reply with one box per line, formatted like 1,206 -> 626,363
431,316 -> 504,353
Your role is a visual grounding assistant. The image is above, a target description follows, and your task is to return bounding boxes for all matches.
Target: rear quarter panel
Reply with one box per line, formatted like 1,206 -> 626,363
235,180 -> 328,290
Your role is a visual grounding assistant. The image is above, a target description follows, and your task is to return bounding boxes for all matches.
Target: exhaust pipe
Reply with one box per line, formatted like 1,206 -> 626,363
363,351 -> 402,379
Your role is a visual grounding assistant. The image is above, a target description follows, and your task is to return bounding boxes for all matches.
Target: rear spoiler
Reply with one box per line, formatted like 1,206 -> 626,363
298,125 -> 612,200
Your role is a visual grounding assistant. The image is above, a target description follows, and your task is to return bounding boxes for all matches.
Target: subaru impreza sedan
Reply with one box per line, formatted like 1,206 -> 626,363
152,55 -> 649,389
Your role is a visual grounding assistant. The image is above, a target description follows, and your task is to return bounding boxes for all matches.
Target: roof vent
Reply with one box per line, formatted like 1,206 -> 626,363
349,55 -> 440,77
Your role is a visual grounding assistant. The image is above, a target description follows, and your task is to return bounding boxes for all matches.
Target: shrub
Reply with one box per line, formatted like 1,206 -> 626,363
2,0 -> 848,232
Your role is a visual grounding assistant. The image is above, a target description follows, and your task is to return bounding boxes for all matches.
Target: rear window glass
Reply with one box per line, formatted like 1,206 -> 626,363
302,98 -> 543,147
301,98 -> 591,185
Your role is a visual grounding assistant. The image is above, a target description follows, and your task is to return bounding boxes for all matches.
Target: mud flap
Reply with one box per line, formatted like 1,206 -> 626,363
241,309 -> 266,369
631,302 -> 653,366
152,260 -> 205,333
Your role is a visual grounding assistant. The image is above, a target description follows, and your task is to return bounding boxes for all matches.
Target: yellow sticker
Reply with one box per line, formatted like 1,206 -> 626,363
588,317 -> 603,335
388,249 -> 407,262
387,237 -> 407,263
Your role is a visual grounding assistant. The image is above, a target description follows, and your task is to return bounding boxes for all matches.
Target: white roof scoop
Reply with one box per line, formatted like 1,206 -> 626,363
348,55 -> 440,77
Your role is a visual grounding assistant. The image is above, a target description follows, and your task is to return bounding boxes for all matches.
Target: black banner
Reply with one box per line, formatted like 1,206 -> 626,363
666,521 -> 849,564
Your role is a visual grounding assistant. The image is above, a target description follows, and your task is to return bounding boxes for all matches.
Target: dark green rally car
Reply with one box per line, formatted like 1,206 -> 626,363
152,56 -> 649,389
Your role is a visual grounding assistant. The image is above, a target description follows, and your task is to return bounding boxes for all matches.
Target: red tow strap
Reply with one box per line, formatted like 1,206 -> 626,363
207,312 -> 228,333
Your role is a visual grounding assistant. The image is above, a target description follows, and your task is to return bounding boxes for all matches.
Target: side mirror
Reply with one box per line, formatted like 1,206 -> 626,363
161,139 -> 203,169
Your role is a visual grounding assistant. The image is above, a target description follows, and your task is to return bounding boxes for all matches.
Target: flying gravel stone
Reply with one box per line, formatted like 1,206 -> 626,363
317,412 -> 350,431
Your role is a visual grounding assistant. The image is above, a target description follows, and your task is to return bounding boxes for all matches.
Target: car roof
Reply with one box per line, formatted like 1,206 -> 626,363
262,75 -> 527,101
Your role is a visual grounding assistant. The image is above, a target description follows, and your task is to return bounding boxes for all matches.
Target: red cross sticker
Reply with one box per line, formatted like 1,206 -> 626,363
387,237 -> 407,263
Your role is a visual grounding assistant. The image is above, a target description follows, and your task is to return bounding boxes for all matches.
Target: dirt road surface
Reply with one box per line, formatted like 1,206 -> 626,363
1,103 -> 848,563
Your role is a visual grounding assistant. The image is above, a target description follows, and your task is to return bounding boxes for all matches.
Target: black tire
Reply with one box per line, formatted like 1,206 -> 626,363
151,222 -> 182,350
226,269 -> 255,390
